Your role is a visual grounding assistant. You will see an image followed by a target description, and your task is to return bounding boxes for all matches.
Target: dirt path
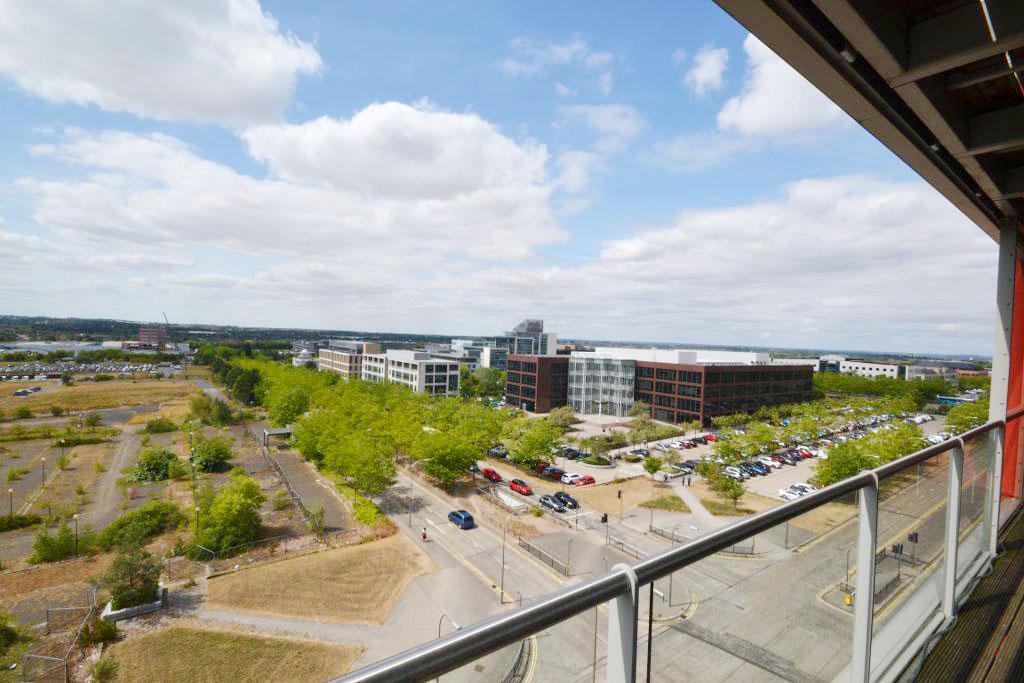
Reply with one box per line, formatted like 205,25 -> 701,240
82,424 -> 142,530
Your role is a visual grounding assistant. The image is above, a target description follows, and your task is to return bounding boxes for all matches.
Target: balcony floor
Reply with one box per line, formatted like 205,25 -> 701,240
917,503 -> 1024,681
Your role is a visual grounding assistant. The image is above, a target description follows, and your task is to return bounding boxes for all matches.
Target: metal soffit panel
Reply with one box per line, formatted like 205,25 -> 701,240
714,0 -> 1024,240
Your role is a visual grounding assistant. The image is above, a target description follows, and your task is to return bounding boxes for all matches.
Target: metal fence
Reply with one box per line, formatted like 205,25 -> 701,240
336,412 -> 1018,683
22,589 -> 96,682
517,537 -> 569,576
607,535 -> 644,559
244,423 -> 318,528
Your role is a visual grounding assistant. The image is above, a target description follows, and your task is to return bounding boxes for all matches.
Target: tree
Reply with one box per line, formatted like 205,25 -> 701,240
946,395 -> 989,434
459,366 -> 480,398
50,405 -> 65,417
267,385 -> 311,426
307,503 -> 325,539
547,406 -> 578,430
629,401 -> 651,418
60,371 -> 74,386
13,406 -> 32,420
104,546 -> 161,609
711,474 -> 745,510
134,447 -> 176,482
643,456 -> 663,496
195,471 -> 266,556
191,435 -> 234,473
502,417 -> 560,466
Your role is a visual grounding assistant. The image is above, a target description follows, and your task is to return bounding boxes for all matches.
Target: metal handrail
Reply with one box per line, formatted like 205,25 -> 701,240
337,415 -> 1010,682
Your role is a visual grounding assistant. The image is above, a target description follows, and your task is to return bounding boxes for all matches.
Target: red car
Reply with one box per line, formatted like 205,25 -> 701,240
481,467 -> 502,483
509,479 -> 532,495
573,475 -> 596,487
705,434 -> 718,442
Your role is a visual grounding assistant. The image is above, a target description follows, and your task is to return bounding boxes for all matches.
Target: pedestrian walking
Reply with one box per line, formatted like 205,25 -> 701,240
421,527 -> 428,542
686,476 -> 692,487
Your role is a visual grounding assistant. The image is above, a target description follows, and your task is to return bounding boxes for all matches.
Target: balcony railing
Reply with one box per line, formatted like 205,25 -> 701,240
337,410 -> 1019,682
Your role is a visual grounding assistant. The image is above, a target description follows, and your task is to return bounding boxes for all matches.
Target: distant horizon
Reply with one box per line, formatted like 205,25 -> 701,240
0,313 -> 992,361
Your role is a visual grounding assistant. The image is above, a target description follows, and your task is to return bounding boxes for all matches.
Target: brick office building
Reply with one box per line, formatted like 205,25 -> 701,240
635,361 -> 813,425
505,354 -> 569,413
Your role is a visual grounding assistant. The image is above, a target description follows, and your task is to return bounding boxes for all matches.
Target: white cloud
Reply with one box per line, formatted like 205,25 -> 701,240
554,82 -> 574,97
444,176 -> 996,353
671,48 -> 688,65
498,37 -> 613,76
0,0 -> 322,126
645,132 -> 758,171
21,105 -> 567,263
684,45 -> 728,96
556,104 -> 645,153
596,72 -> 614,95
718,34 -> 846,137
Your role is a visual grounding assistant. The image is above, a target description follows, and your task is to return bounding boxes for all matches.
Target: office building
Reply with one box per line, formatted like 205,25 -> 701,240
772,357 -> 822,371
138,326 -> 168,348
567,352 -> 637,417
360,350 -> 460,396
905,365 -> 959,383
479,346 -> 508,371
839,359 -> 900,378
505,354 -> 569,413
318,340 -> 382,380
493,319 -> 558,356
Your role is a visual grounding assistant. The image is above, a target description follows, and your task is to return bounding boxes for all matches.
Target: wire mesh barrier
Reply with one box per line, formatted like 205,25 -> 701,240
336,415 -> 1014,683
501,637 -> 533,683
21,589 -> 96,682
517,537 -> 569,576
243,422 -> 318,527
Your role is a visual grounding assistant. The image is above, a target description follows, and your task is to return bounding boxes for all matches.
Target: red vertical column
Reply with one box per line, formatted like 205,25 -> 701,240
1004,254 -> 1024,498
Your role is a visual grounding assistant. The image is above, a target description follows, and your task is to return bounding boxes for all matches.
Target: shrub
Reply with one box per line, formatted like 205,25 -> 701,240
57,454 -> 70,471
6,468 -> 28,483
0,514 -> 42,533
582,455 -> 611,466
85,413 -> 103,427
334,479 -> 385,527
1,611 -> 26,657
93,374 -> 114,382
30,522 -> 97,563
99,501 -> 184,551
90,657 -> 119,683
192,471 -> 265,557
94,461 -> 107,474
530,507 -> 543,517
133,446 -> 176,482
167,457 -> 190,480
191,435 -> 234,473
13,406 -> 32,420
104,547 -> 161,610
143,417 -> 177,434
272,490 -> 290,511
49,405 -> 65,417
79,617 -> 117,646
60,372 -> 74,386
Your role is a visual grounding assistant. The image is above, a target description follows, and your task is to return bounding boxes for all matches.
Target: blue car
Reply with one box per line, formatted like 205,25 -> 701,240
448,510 -> 474,529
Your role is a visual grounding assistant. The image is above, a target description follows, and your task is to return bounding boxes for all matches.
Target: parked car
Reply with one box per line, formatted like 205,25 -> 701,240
561,472 -> 582,485
532,462 -> 550,475
629,448 -> 650,457
724,466 -> 745,480
791,483 -> 816,495
704,434 -> 718,442
778,488 -> 801,501
510,479 -> 532,495
672,463 -> 694,475
667,441 -> 685,449
563,448 -> 581,460
554,491 -> 578,509
758,456 -> 780,469
448,510 -> 475,529
655,443 -> 672,453
481,467 -> 502,483
539,494 -> 566,513
573,475 -> 596,487
488,445 -> 508,458
542,466 -> 565,481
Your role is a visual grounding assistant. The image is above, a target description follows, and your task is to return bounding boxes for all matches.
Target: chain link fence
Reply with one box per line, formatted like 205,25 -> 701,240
21,589 -> 96,682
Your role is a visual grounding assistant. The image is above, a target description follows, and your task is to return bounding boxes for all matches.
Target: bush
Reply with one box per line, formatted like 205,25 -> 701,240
90,656 -> 119,683
0,514 -> 42,533
334,479 -> 385,527
57,454 -> 70,470
49,405 -> 65,417
30,522 -> 97,563
104,547 -> 161,610
93,374 -> 114,382
133,446 -> 176,482
272,490 -> 290,511
530,507 -> 543,517
143,417 -> 177,434
99,501 -> 184,551
85,413 -> 103,427
191,435 -> 234,473
1,611 -> 26,657
192,471 -> 265,557
6,468 -> 28,483
13,406 -> 32,420
167,457 -> 190,480
79,618 -> 117,646
581,455 -> 612,466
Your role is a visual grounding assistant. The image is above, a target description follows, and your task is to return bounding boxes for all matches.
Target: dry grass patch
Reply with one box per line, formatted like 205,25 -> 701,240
0,554 -> 113,603
574,477 -> 662,515
126,399 -> 192,425
106,625 -> 362,683
206,533 -> 431,623
0,380 -> 200,414
30,442 -> 113,517
689,478 -> 778,517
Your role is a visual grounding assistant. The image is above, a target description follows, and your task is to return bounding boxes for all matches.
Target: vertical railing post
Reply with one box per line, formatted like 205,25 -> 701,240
851,478 -> 878,682
943,442 -> 964,622
607,564 -> 638,683
989,427 -> 1004,559
988,218 -> 1016,518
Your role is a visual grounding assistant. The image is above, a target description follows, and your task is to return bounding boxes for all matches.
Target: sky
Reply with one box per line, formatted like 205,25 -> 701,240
0,0 -> 999,355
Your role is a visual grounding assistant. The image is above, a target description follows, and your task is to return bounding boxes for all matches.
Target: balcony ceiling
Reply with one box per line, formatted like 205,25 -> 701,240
715,0 -> 1024,242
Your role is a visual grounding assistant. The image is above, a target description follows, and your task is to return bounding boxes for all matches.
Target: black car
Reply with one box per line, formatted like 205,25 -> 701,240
539,494 -> 566,513
563,448 -> 581,460
693,436 -> 708,445
629,448 -> 650,457
554,491 -> 578,509
683,459 -> 701,468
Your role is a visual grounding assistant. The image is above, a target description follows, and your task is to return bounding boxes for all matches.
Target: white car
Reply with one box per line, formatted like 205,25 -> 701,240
724,466 -> 746,480
667,441 -> 685,449
791,483 -> 816,495
655,443 -> 672,453
779,488 -> 801,501
758,455 -> 781,469
561,472 -> 582,485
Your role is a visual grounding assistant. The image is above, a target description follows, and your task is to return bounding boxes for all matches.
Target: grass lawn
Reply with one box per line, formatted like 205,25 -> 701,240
690,478 -> 776,516
639,494 -> 690,512
575,477 -> 665,516
0,555 -> 113,602
0,379 -> 200,415
106,626 -> 361,682
206,533 -> 431,623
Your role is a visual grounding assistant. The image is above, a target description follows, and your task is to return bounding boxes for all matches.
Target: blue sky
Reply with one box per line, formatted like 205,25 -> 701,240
0,1 -> 997,354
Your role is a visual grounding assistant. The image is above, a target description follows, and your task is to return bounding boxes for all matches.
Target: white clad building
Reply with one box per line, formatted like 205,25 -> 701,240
839,360 -> 900,378
360,350 -> 460,396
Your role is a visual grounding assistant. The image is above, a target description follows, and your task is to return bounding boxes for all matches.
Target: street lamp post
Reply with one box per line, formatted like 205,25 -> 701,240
500,512 -> 513,604
40,457 -> 46,487
436,615 -> 462,683
567,538 -> 573,575
73,514 -> 79,556
7,488 -> 13,517
195,506 -> 201,532
59,438 -> 66,463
